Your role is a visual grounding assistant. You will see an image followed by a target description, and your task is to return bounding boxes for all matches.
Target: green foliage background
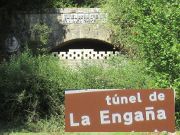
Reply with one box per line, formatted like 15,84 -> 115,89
103,0 -> 180,128
0,0 -> 179,132
30,23 -> 52,55
104,0 -> 180,88
0,51 -> 156,131
0,52 -> 64,123
103,0 -> 179,101
0,0 -> 101,10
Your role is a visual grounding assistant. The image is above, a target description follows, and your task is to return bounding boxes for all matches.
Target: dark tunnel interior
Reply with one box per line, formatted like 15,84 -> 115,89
51,38 -> 119,52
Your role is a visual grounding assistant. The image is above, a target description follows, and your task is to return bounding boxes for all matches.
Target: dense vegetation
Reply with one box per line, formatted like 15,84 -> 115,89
0,51 -> 156,132
0,52 -> 64,131
0,0 -> 179,132
104,0 -> 179,89
0,0 -> 101,9
103,0 -> 179,128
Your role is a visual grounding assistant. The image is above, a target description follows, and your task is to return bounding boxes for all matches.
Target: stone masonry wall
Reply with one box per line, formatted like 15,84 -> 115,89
9,8 -> 111,50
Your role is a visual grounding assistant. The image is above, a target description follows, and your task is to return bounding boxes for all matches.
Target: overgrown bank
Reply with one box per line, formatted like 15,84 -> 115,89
0,51 -> 157,132
103,0 -> 180,129
0,0 -> 179,133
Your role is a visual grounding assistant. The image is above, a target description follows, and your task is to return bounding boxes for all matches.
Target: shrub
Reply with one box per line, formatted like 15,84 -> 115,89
103,0 -> 179,128
0,50 -> 65,124
0,51 -> 157,131
30,23 -> 52,54
52,0 -> 102,8
103,0 -> 179,89
26,114 -> 64,133
78,57 -> 156,89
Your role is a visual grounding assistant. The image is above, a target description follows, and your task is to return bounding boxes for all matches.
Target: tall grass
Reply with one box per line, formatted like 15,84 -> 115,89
0,50 -> 159,133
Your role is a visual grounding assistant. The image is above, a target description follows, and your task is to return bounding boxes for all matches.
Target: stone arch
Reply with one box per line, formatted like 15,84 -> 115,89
51,38 -> 120,60
51,38 -> 118,52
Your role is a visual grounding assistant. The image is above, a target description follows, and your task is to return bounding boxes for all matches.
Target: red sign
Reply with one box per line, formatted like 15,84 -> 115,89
65,89 -> 175,132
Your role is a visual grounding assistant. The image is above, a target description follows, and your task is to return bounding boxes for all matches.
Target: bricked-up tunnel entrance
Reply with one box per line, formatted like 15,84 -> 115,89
3,8 -> 120,60
52,39 -> 120,60
51,38 -> 119,52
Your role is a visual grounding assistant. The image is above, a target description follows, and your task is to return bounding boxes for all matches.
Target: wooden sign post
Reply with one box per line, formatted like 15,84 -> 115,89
65,89 -> 175,132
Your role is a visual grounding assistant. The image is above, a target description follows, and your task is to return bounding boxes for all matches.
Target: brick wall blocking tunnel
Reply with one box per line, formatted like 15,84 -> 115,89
52,38 -> 120,60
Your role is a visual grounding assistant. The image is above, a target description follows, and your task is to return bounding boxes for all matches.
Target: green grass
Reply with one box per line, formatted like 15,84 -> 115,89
4,132 -> 180,135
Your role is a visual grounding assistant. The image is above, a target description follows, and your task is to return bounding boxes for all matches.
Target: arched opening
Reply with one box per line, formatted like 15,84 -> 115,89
51,38 -> 119,52
51,38 -> 120,60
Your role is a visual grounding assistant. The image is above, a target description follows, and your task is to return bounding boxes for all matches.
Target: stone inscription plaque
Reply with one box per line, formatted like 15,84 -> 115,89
61,13 -> 107,24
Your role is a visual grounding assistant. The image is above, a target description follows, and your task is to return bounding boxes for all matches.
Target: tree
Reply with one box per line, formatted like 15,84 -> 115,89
103,0 -> 180,128
103,0 -> 179,89
0,0 -> 101,10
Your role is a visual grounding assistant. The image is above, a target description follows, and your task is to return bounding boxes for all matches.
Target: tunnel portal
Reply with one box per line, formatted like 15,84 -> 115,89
52,38 -> 120,60
52,38 -> 119,52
